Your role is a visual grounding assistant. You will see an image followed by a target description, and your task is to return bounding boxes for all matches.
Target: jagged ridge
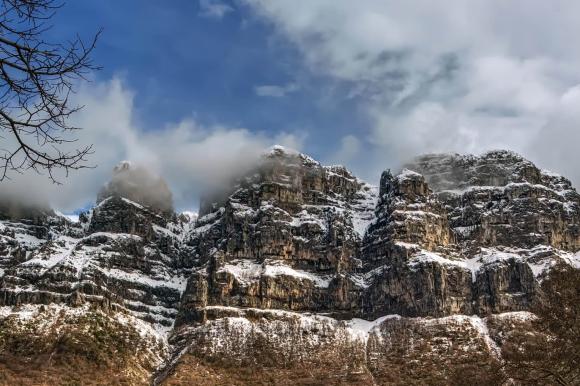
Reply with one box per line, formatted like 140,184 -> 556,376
1,147 -> 579,385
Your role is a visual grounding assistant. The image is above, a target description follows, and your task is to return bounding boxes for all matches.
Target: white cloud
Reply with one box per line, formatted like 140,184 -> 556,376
254,83 -> 299,97
528,84 -> 580,185
329,135 -> 361,165
5,1 -> 580,213
199,0 -> 234,19
0,77 -> 304,212
244,0 -> 580,183
272,131 -> 307,150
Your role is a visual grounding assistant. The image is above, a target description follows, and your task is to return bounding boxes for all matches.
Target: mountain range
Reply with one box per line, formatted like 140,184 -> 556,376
1,146 -> 578,385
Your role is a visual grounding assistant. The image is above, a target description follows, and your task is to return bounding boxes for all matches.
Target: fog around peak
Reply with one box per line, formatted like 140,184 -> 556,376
97,162 -> 174,214
0,78 -> 304,213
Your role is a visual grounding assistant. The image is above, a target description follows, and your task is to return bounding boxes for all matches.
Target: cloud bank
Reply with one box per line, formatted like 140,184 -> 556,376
243,0 -> 580,182
0,77 -> 303,212
97,161 -> 174,214
3,1 -> 580,213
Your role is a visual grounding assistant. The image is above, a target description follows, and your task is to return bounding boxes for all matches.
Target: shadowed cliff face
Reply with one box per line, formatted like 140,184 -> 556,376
1,147 -> 579,385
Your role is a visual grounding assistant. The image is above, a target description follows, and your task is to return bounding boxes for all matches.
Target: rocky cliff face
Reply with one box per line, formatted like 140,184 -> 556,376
1,148 -> 579,385
178,146 -> 377,323
406,151 -> 580,251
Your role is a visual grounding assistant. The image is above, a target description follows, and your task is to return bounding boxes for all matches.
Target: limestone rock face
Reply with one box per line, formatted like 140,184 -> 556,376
196,146 -> 375,269
0,195 -> 191,329
163,308 -> 532,386
174,148 -> 579,326
473,258 -> 538,314
177,147 -> 377,323
88,195 -> 169,239
1,147 -> 579,384
358,151 -> 576,318
362,169 -> 454,267
405,150 -> 580,251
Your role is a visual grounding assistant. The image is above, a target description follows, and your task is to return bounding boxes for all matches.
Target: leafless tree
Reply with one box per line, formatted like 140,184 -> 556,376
0,0 -> 100,183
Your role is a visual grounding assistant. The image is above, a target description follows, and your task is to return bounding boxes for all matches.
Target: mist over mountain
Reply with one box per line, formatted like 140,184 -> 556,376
97,161 -> 174,215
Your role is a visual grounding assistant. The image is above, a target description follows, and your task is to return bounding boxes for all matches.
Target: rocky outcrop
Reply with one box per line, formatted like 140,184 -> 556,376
194,146 -> 375,270
97,160 -> 174,216
0,304 -> 166,385
362,169 -> 455,267
87,195 -> 170,239
405,150 -> 580,251
177,146 -> 377,323
0,166 -> 193,330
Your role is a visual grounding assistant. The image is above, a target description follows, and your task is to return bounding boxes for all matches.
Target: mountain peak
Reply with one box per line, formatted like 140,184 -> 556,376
266,144 -> 299,156
403,149 -> 559,193
97,161 -> 174,215
263,144 -> 320,167
113,160 -> 133,173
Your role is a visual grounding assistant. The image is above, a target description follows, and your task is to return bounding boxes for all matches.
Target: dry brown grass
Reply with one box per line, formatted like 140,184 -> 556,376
0,306 -> 160,386
162,354 -> 374,386
160,314 -> 511,386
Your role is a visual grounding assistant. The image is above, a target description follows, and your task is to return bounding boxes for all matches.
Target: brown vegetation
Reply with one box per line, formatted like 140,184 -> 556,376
0,305 -> 160,385
499,265 -> 580,385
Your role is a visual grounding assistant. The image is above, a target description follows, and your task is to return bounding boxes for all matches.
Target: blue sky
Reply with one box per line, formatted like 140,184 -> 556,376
5,0 -> 580,212
48,1 -> 367,159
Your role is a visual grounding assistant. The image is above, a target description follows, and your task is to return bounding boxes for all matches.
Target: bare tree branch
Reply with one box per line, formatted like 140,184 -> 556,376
0,0 -> 100,183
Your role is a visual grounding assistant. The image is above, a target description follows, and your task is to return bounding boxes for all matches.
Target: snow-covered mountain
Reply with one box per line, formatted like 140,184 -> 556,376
0,147 -> 578,385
